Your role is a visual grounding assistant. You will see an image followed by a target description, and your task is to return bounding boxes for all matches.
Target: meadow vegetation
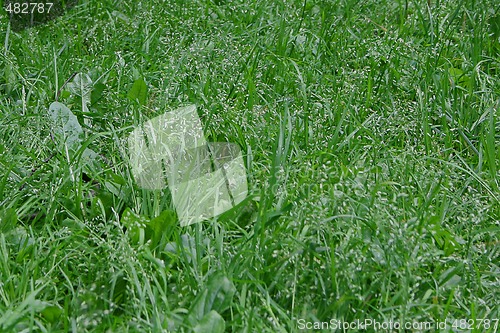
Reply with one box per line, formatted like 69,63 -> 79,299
0,0 -> 499,331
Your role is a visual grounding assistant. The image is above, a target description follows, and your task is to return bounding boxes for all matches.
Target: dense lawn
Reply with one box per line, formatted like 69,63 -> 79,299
0,0 -> 499,331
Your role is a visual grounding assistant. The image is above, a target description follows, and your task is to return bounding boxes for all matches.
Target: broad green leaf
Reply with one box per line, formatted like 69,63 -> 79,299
147,209 -> 177,249
204,273 -> 236,313
80,147 -> 100,169
448,67 -> 470,89
103,171 -> 128,200
188,273 -> 236,324
120,209 -> 177,248
59,90 -> 71,99
48,102 -> 83,150
93,190 -> 114,218
91,82 -> 106,105
41,305 -> 62,323
193,311 -> 225,333
48,102 -> 100,173
164,234 -> 198,263
127,78 -> 148,105
66,73 -> 93,112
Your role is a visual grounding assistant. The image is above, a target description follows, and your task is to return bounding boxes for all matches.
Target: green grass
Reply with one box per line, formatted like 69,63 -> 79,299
0,0 -> 499,332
